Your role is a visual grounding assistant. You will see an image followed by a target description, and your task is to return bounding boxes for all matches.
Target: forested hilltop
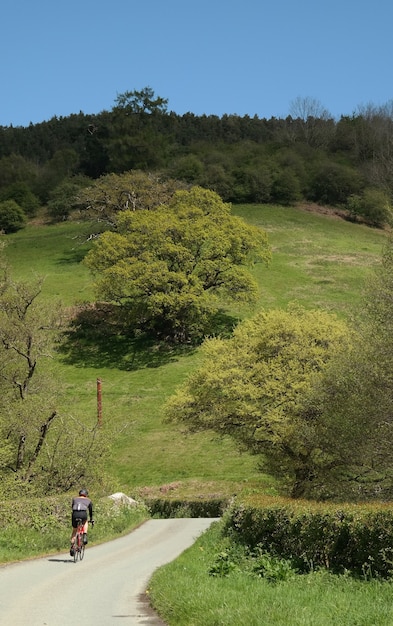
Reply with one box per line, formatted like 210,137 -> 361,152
1,88 -> 393,229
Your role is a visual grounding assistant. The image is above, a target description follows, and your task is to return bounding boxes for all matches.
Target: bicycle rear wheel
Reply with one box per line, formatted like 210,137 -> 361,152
74,532 -> 82,562
79,543 -> 85,560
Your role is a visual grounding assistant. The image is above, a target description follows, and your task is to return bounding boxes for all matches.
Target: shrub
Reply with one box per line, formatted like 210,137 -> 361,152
0,494 -> 149,562
0,199 -> 26,233
222,497 -> 393,579
0,182 -> 40,216
271,169 -> 301,205
46,175 -> 90,221
251,549 -> 297,582
307,162 -> 363,205
347,189 -> 393,227
143,497 -> 228,518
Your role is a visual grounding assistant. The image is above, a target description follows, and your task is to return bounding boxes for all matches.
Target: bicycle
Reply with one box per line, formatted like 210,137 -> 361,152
71,518 -> 94,562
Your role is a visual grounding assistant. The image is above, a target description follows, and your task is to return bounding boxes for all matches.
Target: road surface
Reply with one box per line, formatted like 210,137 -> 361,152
0,517 -> 219,625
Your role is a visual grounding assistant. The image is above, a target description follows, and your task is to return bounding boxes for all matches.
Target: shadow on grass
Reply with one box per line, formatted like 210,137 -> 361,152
59,304 -> 194,371
59,304 -> 238,371
56,247 -> 89,265
59,327 -> 193,371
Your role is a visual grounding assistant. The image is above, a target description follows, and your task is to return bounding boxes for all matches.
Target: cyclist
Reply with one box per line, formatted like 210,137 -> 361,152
70,488 -> 94,556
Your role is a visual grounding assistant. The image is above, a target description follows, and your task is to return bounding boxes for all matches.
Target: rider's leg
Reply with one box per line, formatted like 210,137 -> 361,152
83,520 -> 89,544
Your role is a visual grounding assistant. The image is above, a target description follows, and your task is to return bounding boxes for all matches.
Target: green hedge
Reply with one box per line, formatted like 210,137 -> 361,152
0,495 -> 70,530
223,497 -> 393,579
143,497 -> 228,518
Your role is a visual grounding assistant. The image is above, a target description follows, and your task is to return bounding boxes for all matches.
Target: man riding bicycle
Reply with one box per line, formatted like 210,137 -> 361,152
70,488 -> 94,557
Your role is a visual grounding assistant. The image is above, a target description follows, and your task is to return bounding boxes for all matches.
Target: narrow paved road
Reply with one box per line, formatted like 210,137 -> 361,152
0,518 -> 218,625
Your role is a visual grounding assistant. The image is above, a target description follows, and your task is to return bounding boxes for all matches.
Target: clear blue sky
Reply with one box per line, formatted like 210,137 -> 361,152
2,0 -> 393,127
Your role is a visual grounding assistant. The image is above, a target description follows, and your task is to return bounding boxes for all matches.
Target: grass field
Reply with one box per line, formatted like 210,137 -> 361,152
234,203 -> 386,315
3,205 -> 387,499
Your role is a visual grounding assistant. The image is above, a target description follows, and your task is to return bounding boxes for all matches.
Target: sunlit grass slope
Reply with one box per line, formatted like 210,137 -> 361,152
233,204 -> 386,316
3,206 -> 387,497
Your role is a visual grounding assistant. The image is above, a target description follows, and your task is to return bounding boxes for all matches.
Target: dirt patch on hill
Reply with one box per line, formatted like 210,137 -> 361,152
296,202 -> 349,220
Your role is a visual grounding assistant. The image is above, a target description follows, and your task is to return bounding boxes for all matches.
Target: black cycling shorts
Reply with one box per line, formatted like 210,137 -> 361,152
72,510 -> 88,528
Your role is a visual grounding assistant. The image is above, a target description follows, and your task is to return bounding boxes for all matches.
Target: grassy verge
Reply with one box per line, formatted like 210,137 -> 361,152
148,521 -> 393,626
0,497 -> 149,563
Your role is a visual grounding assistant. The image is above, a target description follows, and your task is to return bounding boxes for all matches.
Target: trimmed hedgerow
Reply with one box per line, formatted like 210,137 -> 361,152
222,496 -> 393,579
143,497 -> 228,518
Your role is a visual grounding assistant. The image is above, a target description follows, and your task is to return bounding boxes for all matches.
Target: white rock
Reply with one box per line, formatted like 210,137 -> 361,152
108,492 -> 138,506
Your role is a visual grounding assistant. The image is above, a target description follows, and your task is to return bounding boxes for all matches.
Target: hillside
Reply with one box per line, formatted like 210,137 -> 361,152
3,203 -> 386,500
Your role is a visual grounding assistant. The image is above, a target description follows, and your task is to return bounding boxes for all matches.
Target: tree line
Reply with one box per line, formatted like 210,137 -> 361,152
1,88 -> 393,231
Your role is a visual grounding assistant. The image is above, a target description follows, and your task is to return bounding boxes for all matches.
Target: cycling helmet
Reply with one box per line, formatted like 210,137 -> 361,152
79,488 -> 89,496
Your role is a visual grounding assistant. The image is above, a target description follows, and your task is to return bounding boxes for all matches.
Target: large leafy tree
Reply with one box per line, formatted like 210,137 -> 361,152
75,170 -> 187,227
84,186 -> 271,341
165,305 -> 350,497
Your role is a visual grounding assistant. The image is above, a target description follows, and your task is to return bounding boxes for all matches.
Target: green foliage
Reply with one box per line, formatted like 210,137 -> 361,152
169,155 -> 204,183
307,161 -> 364,205
4,96 -> 393,212
0,204 -> 385,502
75,170 -> 186,226
0,255 -> 110,493
84,186 -> 271,342
0,266 -> 62,481
303,236 -> 393,499
46,174 -> 90,221
271,168 -> 301,205
143,497 -> 228,518
347,188 -> 393,226
0,154 -> 38,189
222,498 -> 393,579
250,549 -> 296,582
208,550 -> 239,577
208,541 -> 296,582
0,199 -> 26,232
0,182 -> 40,216
165,304 -> 350,496
91,497 -> 149,538
113,86 -> 168,114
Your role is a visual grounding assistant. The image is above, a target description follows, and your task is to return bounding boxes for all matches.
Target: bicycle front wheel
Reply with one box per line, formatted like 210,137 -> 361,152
79,543 -> 85,561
